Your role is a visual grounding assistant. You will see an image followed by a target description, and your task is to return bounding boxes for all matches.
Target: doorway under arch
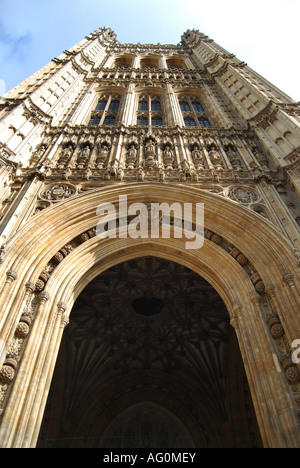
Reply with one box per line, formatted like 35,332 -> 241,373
37,257 -> 262,448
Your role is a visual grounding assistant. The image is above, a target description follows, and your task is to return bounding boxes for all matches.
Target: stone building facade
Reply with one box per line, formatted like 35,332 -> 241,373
0,27 -> 300,447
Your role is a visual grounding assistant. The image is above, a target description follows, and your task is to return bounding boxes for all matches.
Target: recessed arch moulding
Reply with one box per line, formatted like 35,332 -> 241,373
0,183 -> 300,448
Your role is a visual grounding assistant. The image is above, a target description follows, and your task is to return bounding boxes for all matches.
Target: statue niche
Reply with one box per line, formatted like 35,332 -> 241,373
126,144 -> 138,169
191,145 -> 205,170
144,138 -> 158,169
208,145 -> 223,171
225,145 -> 243,172
57,143 -> 74,168
95,144 -> 110,169
163,144 -> 174,170
76,145 -> 91,169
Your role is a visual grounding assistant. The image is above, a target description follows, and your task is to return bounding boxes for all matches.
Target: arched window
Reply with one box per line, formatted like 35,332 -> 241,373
88,115 -> 101,126
166,56 -> 187,69
103,116 -> 116,126
151,101 -> 161,112
140,56 -> 160,68
114,55 -> 133,68
192,101 -> 204,113
152,116 -> 163,126
136,95 -> 163,127
179,95 -> 212,128
137,116 -> 148,126
109,100 -> 120,111
95,100 -> 107,111
88,95 -> 121,126
138,101 -> 148,111
180,101 -> 190,112
198,117 -> 211,127
184,117 -> 196,127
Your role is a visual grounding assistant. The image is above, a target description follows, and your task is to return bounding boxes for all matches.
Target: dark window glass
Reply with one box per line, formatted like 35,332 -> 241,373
138,101 -> 148,111
180,101 -> 190,112
192,101 -> 204,113
151,100 -> 161,111
88,116 -> 101,126
184,117 -> 196,127
103,116 -> 115,126
109,100 -> 120,111
152,116 -> 163,126
95,100 -> 107,111
137,116 -> 148,126
198,117 -> 211,127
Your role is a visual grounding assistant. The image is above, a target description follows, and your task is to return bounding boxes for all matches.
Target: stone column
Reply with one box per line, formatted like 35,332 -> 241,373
31,302 -> 69,447
120,83 -> 136,126
132,54 -> 140,68
230,293 -> 300,448
164,83 -> 183,127
159,55 -> 168,69
0,291 -> 50,447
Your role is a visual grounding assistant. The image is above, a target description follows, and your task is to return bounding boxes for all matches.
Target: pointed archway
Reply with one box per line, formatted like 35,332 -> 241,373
0,183 -> 300,448
37,257 -> 262,448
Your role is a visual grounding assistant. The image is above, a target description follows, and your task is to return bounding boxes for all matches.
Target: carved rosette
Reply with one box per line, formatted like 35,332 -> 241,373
39,184 -> 76,202
227,186 -> 259,204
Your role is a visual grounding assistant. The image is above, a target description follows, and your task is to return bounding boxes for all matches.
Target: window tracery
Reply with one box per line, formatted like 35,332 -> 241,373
88,94 -> 121,126
179,95 -> 211,128
137,94 -> 163,127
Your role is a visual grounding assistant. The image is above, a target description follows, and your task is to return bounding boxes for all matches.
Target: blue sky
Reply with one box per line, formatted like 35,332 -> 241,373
0,0 -> 299,100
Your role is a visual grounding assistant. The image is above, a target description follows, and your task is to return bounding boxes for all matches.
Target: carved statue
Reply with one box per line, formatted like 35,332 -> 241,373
209,150 -> 223,171
145,139 -> 155,154
77,146 -> 90,167
191,147 -> 205,169
30,145 -> 46,166
117,167 -> 124,180
58,145 -> 73,165
0,244 -> 6,264
126,145 -> 137,169
96,145 -> 109,168
253,147 -> 269,171
144,140 -> 158,169
137,167 -> 144,181
163,145 -> 174,170
227,148 -> 243,171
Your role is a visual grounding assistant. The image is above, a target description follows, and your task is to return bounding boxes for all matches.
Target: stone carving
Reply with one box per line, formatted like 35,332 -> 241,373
144,139 -> 158,168
226,147 -> 243,171
191,147 -> 205,169
0,245 -> 6,264
228,187 -> 259,204
96,145 -> 109,168
163,145 -> 174,170
76,145 -> 90,168
252,146 -> 269,171
41,184 -> 76,201
30,145 -> 47,166
126,144 -> 137,169
137,167 -> 144,181
209,149 -> 223,171
57,145 -> 73,166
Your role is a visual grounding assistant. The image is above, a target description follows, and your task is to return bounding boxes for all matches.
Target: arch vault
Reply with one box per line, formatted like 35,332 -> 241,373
0,183 -> 300,447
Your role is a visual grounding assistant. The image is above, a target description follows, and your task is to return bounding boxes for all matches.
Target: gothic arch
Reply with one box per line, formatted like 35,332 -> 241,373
0,182 -> 300,447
